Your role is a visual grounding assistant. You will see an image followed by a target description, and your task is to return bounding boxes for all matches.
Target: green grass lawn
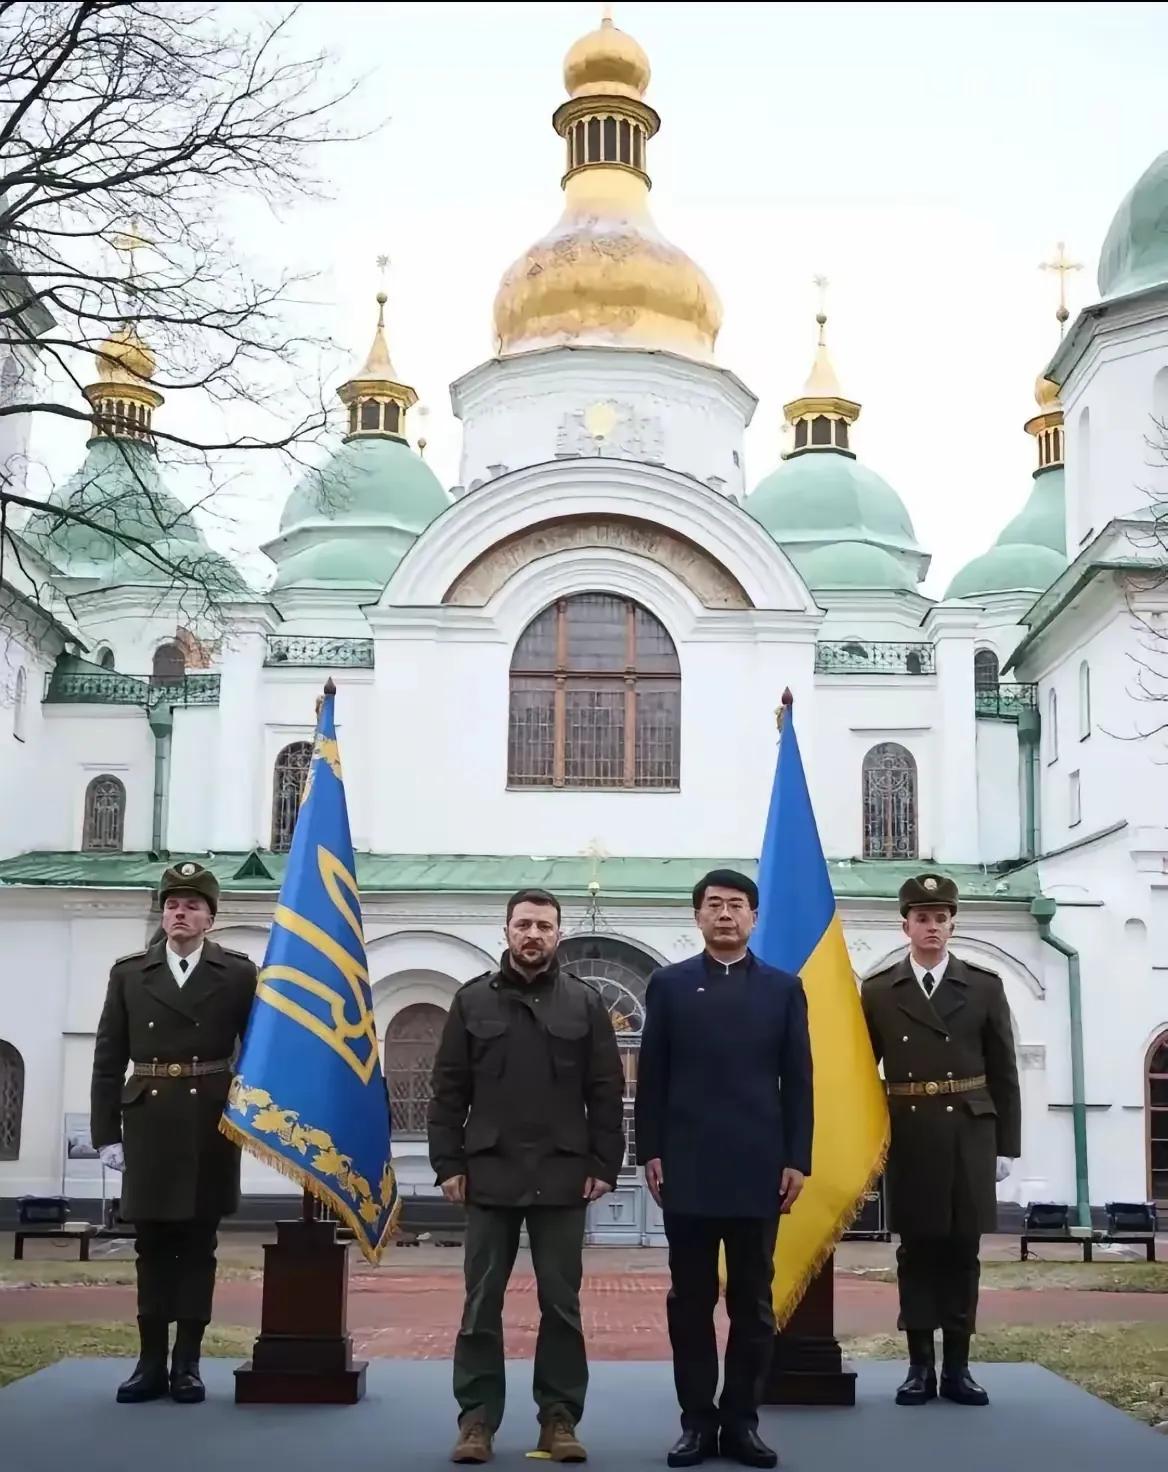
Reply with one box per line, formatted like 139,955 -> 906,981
843,1322 -> 1168,1426
842,1259 -> 1168,1293
0,1322 -> 254,1389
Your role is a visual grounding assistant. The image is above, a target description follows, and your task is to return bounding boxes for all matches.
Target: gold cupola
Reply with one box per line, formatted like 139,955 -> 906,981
336,290 -> 418,441
1025,374 -> 1064,472
492,12 -> 722,362
84,324 -> 163,444
782,291 -> 861,458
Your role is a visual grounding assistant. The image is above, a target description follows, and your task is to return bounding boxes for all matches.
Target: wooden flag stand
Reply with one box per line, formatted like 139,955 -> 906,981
234,1190 -> 367,1404
762,1255 -> 857,1407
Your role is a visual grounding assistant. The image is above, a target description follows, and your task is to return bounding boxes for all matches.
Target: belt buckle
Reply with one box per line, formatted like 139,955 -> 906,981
924,1080 -> 939,1096
167,1062 -> 183,1078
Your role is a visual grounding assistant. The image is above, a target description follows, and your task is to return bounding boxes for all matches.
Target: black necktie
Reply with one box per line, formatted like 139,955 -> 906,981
921,971 -> 935,997
179,958 -> 189,974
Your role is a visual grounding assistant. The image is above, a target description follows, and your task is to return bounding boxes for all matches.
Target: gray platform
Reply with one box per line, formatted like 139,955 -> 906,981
2,1359 -> 1164,1470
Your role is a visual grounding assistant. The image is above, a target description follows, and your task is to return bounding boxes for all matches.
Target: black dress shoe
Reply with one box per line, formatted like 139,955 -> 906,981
895,1363 -> 938,1406
667,1428 -> 719,1467
939,1366 -> 989,1406
116,1361 -> 170,1404
170,1362 -> 206,1404
719,1426 -> 779,1469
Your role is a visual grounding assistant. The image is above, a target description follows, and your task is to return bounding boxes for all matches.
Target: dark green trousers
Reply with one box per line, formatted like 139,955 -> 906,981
453,1203 -> 588,1431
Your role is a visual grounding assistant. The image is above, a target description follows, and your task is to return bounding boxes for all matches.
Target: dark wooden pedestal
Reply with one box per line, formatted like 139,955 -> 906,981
234,1207 -> 367,1405
762,1255 -> 856,1407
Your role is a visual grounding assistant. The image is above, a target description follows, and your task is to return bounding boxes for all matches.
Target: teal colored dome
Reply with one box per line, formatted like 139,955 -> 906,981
789,541 -> 917,593
747,451 -> 920,554
1098,151 -> 1168,299
945,467 -> 1066,600
274,537 -> 409,590
279,435 -> 447,534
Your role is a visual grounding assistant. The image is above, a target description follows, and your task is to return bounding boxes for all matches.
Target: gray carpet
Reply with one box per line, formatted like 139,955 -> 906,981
1,1359 -> 1163,1470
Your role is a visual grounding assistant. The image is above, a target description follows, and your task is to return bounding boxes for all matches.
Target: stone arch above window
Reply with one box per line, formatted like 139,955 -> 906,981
271,741 -> 313,852
0,1040 -> 23,1160
82,774 -> 125,851
508,593 -> 681,790
384,1002 -> 447,1138
862,742 -> 918,859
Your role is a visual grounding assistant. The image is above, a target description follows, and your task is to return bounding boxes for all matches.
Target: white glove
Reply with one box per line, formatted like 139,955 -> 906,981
995,1156 -> 1014,1182
99,1143 -> 125,1172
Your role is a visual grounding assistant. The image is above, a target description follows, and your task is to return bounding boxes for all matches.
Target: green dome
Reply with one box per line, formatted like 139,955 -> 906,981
274,536 -> 410,590
747,450 -> 920,553
790,541 -> 917,593
1098,151 -> 1168,299
279,435 -> 447,534
945,467 -> 1066,599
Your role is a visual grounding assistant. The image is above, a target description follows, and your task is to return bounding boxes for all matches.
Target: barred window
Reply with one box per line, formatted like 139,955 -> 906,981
1149,1034 -> 1168,1203
974,648 -> 1000,691
82,774 -> 125,852
862,742 -> 918,859
508,595 -> 680,789
271,741 -> 312,851
151,641 -> 185,686
384,1003 -> 447,1137
0,1041 -> 23,1160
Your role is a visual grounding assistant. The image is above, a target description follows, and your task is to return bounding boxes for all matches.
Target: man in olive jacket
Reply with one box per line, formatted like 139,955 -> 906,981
861,873 -> 1021,1409
90,862 -> 256,1405
428,888 -> 625,1465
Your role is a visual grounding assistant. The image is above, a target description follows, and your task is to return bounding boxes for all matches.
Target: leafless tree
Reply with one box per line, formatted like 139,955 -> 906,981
0,0 -> 369,637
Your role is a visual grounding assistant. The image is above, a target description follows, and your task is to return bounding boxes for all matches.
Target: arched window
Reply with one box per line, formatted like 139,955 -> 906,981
95,646 -> 116,669
384,1003 -> 447,1137
1079,661 -> 1091,740
508,594 -> 681,790
559,935 -> 658,1173
82,775 -> 125,851
0,1041 -> 24,1160
12,666 -> 26,741
1047,689 -> 1059,764
974,648 -> 1000,691
1147,1033 -> 1168,1204
862,743 -> 918,859
271,741 -> 313,851
151,642 -> 185,686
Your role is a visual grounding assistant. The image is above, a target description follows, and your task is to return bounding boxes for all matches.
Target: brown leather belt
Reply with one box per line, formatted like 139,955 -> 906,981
886,1074 -> 986,1098
132,1059 -> 232,1079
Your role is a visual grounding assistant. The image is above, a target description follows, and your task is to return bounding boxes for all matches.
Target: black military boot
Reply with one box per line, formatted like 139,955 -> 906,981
116,1317 -> 171,1403
939,1331 -> 989,1406
667,1426 -> 720,1467
170,1319 -> 207,1404
894,1329 -> 937,1406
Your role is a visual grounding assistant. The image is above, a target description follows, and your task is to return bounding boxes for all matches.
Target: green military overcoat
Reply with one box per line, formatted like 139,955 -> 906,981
90,939 -> 257,1221
861,954 -> 1022,1238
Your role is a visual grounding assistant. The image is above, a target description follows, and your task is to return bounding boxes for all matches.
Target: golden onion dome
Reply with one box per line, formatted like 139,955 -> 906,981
95,325 -> 156,383
492,14 -> 722,362
1034,373 -> 1061,409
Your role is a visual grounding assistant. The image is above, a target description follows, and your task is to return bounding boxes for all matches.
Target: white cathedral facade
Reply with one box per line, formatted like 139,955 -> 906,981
2,14 -> 1168,1244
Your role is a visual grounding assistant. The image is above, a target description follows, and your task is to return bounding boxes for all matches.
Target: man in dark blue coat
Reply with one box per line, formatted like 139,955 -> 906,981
635,869 -> 813,1469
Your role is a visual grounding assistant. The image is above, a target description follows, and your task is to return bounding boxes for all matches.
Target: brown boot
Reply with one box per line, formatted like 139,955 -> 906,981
538,1416 -> 588,1463
450,1416 -> 494,1464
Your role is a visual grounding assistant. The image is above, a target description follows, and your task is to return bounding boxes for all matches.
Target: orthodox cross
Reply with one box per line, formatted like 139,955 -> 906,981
1039,241 -> 1082,337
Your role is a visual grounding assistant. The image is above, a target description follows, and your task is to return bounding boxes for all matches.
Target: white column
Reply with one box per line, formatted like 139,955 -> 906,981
212,611 -> 276,851
927,604 -> 980,862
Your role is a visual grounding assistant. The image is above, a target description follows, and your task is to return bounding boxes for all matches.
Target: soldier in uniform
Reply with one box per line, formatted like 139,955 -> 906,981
90,861 -> 257,1404
861,873 -> 1021,1408
428,888 -> 625,1465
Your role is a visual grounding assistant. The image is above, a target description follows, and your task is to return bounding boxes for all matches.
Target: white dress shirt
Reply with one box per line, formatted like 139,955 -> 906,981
909,952 -> 948,999
166,942 -> 203,988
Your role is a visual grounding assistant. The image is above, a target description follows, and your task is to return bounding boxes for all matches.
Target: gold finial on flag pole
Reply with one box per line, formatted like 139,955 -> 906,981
776,687 -> 793,730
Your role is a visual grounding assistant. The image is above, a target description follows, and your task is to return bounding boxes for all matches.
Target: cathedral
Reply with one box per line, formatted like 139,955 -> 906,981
2,12 -> 1168,1244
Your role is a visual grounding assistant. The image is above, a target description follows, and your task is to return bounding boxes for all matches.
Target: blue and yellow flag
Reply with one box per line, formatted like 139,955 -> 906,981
221,684 -> 398,1262
753,696 -> 889,1326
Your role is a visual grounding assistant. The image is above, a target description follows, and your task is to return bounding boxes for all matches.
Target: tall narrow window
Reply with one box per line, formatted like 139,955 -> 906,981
0,1041 -> 24,1160
82,775 -> 126,851
12,666 -> 26,741
1079,661 -> 1091,740
271,741 -> 313,851
1148,1033 -> 1168,1204
384,1003 -> 447,1137
974,648 -> 1000,691
508,594 -> 681,790
1069,769 -> 1081,827
862,743 -> 918,859
151,642 -> 185,686
1047,689 -> 1059,764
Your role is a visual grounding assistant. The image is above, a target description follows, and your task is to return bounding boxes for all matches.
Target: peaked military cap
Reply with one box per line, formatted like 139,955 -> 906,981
898,871 -> 958,917
159,860 -> 220,915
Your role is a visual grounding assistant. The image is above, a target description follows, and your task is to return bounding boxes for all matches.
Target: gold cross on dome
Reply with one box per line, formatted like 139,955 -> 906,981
110,217 -> 149,284
1039,241 -> 1082,335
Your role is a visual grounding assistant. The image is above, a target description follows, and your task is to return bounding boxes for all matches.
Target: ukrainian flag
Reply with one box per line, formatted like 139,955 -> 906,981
221,682 -> 398,1263
753,695 -> 888,1326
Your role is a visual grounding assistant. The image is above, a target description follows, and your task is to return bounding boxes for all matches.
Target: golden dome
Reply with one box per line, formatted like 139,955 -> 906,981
1034,374 -> 1061,409
492,14 -> 722,362
563,15 -> 650,101
95,325 -> 156,383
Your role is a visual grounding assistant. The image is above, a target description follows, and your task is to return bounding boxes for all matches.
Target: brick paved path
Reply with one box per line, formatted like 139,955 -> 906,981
3,1273 -> 1167,1358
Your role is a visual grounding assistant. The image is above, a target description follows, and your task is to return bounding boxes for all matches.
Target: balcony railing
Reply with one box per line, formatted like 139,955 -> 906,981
814,641 -> 936,676
975,682 -> 1038,720
44,671 -> 221,707
265,636 -> 374,669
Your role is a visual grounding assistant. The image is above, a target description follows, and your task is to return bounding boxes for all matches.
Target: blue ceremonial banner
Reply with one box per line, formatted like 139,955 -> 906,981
221,683 -> 397,1262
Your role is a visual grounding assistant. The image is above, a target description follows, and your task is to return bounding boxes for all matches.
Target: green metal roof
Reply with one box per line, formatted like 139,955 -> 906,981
789,540 -> 918,593
946,466 -> 1067,600
0,851 -> 1040,904
1097,149 -> 1168,300
747,450 -> 921,554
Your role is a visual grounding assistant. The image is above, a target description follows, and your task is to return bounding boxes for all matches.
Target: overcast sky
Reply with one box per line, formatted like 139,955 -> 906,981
29,1 -> 1168,597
